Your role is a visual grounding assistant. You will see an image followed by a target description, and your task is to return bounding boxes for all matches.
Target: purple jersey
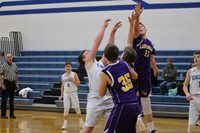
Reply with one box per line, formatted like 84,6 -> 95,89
133,35 -> 155,97
103,60 -> 140,133
102,61 -> 138,104
133,35 -> 155,74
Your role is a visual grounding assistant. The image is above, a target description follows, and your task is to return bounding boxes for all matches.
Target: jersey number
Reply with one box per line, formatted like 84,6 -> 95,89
144,50 -> 150,57
118,73 -> 133,92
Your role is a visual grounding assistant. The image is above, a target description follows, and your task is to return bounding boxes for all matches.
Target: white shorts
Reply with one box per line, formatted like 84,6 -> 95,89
189,95 -> 200,126
84,96 -> 113,127
63,91 -> 80,108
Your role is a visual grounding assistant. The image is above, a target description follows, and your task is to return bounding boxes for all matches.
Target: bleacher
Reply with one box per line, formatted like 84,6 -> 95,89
3,50 -> 194,117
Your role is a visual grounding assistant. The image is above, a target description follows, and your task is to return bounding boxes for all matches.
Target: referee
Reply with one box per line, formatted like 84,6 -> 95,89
0,53 -> 19,119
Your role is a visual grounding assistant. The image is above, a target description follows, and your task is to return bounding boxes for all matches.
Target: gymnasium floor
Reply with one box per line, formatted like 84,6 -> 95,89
0,110 -> 199,133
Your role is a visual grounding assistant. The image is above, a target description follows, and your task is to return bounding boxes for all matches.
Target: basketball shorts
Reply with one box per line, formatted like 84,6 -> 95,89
84,97 -> 113,127
63,91 -> 80,108
189,94 -> 200,126
104,102 -> 140,133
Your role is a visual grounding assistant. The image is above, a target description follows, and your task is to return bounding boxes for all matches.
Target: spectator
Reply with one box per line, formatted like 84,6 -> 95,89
159,58 -> 177,95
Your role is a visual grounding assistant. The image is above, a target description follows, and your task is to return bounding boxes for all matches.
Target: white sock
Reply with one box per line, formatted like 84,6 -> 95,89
137,116 -> 146,131
147,121 -> 155,132
63,120 -> 67,125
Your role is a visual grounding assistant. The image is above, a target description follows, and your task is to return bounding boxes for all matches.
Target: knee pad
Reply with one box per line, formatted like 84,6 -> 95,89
74,108 -> 81,115
137,115 -> 146,131
64,107 -> 69,116
141,97 -> 152,115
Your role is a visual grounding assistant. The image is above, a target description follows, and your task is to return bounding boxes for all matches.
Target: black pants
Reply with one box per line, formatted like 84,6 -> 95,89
1,80 -> 16,116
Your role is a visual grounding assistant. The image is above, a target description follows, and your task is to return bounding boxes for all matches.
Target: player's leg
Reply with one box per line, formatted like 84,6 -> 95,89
61,93 -> 70,130
139,78 -> 156,133
137,114 -> 146,133
71,91 -> 84,128
80,98 -> 104,133
104,103 -> 140,133
102,98 -> 113,123
135,88 -> 146,133
140,97 -> 155,133
188,96 -> 200,133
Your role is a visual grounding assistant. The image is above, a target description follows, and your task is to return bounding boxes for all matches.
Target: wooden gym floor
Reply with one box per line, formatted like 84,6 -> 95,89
0,110 -> 199,133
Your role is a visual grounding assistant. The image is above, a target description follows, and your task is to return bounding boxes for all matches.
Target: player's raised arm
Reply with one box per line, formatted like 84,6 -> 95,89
127,11 -> 136,48
108,21 -> 122,45
84,18 -> 111,67
100,21 -> 122,64
133,2 -> 143,39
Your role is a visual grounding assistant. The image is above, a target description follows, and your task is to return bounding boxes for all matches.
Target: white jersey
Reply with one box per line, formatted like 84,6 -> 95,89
61,72 -> 77,92
86,60 -> 111,99
189,67 -> 200,94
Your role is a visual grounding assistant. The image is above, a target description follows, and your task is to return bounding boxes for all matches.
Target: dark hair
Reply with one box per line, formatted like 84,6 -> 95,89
193,51 -> 200,56
167,58 -> 173,62
122,47 -> 137,65
104,44 -> 119,62
78,49 -> 88,66
139,22 -> 145,27
65,61 -> 72,66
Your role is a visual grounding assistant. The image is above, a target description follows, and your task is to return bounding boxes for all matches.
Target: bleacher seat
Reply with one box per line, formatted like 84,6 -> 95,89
14,56 -> 78,62
27,91 -> 44,99
16,62 -> 79,69
18,75 -> 60,82
19,82 -> 54,91
0,98 -> 34,105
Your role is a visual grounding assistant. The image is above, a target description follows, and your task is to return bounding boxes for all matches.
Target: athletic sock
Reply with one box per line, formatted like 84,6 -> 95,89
147,121 -> 155,132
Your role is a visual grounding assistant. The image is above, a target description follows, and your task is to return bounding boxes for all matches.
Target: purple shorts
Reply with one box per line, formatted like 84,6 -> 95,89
104,103 -> 140,133
133,75 -> 152,97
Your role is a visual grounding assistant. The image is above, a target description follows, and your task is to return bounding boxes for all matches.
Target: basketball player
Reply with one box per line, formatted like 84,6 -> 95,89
78,19 -> 122,133
183,51 -> 200,133
132,3 -> 159,133
125,9 -> 146,133
58,61 -> 84,129
99,44 -> 140,133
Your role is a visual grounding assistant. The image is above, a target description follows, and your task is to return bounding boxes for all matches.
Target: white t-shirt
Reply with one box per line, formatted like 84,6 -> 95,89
189,67 -> 200,94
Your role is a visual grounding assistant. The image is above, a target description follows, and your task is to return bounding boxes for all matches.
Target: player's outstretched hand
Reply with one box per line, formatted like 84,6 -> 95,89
111,21 -> 122,34
128,11 -> 137,25
103,18 -> 111,28
134,2 -> 144,17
